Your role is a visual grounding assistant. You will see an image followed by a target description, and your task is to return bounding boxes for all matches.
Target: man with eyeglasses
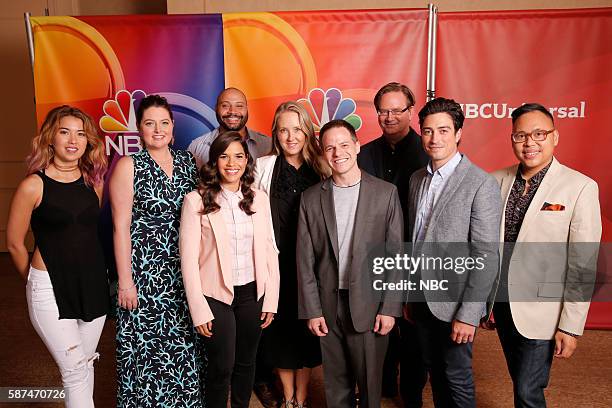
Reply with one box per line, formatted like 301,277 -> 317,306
357,82 -> 428,407
491,103 -> 601,408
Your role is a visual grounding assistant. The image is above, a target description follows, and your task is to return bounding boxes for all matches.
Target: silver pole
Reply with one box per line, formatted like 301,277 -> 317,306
426,4 -> 438,101
24,12 -> 35,72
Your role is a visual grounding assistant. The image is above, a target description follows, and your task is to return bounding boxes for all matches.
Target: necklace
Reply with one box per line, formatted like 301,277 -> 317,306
156,159 -> 173,166
51,161 -> 79,172
332,178 -> 361,188
149,150 -> 173,166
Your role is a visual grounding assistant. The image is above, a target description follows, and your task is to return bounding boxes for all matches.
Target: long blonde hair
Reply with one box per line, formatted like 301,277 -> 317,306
270,101 -> 329,178
27,105 -> 107,187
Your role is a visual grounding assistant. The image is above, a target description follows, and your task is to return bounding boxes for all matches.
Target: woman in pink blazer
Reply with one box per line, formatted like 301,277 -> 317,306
180,131 -> 280,408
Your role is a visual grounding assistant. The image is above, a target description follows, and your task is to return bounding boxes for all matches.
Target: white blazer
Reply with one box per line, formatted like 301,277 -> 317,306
254,155 -> 280,251
254,155 -> 277,195
492,157 -> 601,339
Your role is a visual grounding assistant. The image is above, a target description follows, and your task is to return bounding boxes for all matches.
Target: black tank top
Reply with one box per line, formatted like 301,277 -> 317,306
30,171 -> 109,321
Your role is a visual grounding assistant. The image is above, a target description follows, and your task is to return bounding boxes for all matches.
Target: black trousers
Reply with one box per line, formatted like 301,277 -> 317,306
203,282 -> 263,408
254,329 -> 276,385
494,302 -> 555,408
414,303 -> 475,408
320,290 -> 389,408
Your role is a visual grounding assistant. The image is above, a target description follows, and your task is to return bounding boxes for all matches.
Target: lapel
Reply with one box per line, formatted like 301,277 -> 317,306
207,210 -> 233,291
320,178 -> 339,263
269,156 -> 281,243
498,165 -> 518,242
410,170 -> 428,242
425,154 -> 470,240
351,172 -> 373,261
516,157 -> 561,242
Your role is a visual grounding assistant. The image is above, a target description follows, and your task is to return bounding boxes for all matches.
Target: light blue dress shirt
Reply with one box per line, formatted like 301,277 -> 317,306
415,152 -> 463,242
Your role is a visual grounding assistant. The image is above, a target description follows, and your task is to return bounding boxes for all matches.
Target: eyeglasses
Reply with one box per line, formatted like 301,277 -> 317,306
377,106 -> 411,117
511,128 -> 555,143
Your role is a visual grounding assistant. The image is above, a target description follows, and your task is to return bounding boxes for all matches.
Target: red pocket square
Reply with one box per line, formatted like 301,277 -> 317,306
541,202 -> 565,211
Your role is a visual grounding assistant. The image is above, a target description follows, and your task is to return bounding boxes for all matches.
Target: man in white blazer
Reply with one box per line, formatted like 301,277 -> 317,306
491,103 -> 601,408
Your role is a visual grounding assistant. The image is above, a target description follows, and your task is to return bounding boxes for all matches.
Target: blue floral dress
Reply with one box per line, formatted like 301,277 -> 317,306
116,148 -> 204,407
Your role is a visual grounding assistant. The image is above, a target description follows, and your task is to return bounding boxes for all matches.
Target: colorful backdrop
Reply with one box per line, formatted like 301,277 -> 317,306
30,7 -> 611,327
436,7 -> 612,327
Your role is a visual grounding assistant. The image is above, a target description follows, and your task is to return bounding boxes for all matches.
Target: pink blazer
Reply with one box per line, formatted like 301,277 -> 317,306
179,188 -> 280,327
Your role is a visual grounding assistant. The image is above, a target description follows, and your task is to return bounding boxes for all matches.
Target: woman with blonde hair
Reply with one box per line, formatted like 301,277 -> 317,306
7,105 -> 109,407
254,101 -> 328,407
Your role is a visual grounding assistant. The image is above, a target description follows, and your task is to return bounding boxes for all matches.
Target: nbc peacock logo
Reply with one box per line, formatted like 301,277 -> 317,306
100,90 -> 147,155
298,88 -> 362,135
99,90 -> 147,133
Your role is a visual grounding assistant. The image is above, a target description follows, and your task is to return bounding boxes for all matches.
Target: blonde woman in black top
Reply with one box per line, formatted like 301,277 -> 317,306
254,101 -> 328,407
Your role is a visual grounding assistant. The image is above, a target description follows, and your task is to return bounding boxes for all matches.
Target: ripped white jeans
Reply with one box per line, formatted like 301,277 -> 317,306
26,266 -> 106,408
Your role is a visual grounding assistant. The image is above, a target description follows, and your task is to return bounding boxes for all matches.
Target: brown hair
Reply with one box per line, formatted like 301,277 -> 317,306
373,82 -> 416,111
319,119 -> 358,148
198,131 -> 255,215
26,105 -> 107,187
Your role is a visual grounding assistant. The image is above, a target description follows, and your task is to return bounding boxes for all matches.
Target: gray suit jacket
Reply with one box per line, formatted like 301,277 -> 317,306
407,154 -> 502,326
297,171 -> 403,333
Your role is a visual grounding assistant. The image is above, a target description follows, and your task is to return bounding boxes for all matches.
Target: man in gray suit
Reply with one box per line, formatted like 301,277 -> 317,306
297,119 -> 403,408
407,98 -> 502,407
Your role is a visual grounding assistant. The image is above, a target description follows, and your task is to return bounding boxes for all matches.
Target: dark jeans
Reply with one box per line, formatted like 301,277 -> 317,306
494,302 -> 555,408
383,319 -> 428,407
203,282 -> 263,408
413,303 -> 475,408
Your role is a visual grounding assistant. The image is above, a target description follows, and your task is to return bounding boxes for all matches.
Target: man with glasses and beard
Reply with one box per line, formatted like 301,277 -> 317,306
188,87 -> 272,169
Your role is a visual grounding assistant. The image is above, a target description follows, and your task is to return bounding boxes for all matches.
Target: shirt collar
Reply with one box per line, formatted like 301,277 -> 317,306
516,160 -> 552,184
245,128 -> 255,143
221,186 -> 244,201
215,127 -> 255,143
382,128 -> 414,151
426,151 -> 462,179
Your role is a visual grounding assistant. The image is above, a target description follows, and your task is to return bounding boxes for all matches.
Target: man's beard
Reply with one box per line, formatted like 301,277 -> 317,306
217,111 -> 248,132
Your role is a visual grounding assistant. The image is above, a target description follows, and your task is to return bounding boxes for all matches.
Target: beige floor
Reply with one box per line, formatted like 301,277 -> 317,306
1,253 -> 611,407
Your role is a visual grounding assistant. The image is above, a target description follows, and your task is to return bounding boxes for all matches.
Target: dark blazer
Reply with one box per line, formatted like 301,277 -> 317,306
297,171 -> 403,333
358,128 -> 429,238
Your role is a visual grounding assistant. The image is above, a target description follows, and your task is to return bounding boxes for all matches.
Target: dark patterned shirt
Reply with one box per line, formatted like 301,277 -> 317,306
504,161 -> 552,243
